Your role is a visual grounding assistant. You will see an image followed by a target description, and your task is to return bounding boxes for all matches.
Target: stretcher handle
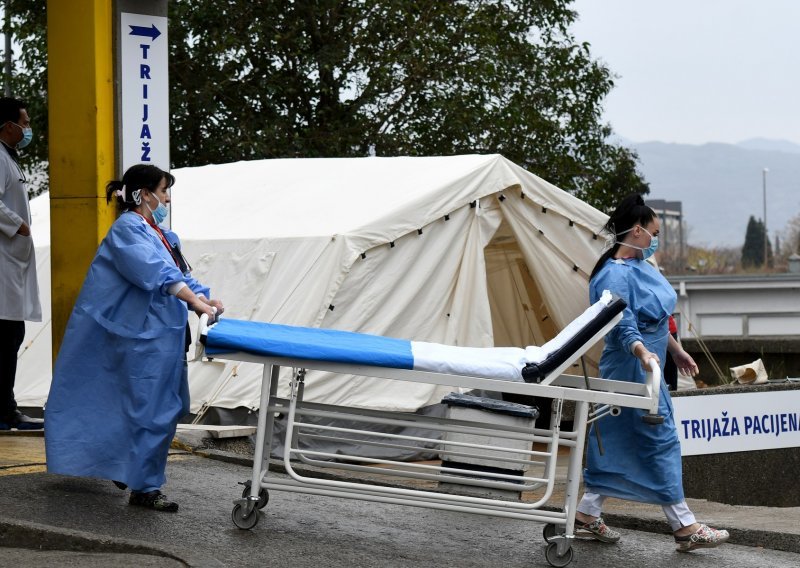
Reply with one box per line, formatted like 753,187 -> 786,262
199,306 -> 218,333
641,358 -> 664,425
194,307 -> 218,362
199,313 -> 210,334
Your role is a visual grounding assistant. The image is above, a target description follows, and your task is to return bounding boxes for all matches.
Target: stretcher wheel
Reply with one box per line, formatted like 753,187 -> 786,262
544,541 -> 573,567
241,483 -> 269,509
231,503 -> 259,530
257,488 -> 269,509
542,523 -> 564,543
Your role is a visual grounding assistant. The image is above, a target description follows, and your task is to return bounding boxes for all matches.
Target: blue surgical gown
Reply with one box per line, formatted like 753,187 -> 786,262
583,258 -> 684,505
45,213 -> 209,492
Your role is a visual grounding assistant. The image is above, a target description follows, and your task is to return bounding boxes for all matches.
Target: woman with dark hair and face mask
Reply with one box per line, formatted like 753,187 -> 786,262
572,194 -> 729,552
45,164 -> 223,512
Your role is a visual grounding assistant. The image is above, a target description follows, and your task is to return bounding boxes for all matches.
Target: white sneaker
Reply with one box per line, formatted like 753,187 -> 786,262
675,523 -> 730,552
575,517 -> 621,543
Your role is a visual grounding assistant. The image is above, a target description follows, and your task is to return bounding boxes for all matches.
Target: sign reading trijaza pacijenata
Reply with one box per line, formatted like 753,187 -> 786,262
672,390 -> 800,456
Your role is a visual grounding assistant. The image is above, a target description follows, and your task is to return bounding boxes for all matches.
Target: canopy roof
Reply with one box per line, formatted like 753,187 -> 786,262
20,155 -> 609,413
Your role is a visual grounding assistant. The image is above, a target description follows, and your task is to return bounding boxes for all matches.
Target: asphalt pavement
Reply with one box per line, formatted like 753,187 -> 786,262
1,430 -> 799,567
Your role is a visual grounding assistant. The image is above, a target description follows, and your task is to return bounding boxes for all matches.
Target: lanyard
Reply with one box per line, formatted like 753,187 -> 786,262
133,210 -> 181,268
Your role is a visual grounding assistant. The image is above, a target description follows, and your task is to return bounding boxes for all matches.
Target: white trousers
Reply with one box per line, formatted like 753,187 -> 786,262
577,492 -> 696,531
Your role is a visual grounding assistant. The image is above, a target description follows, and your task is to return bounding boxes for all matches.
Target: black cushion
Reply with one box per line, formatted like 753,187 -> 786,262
442,392 -> 539,418
521,296 -> 627,383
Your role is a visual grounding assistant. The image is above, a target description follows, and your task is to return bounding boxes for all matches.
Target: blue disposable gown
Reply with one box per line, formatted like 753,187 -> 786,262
45,213 -> 209,492
582,258 -> 684,505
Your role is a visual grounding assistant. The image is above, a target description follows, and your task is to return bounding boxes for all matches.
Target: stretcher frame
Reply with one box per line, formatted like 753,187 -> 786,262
196,314 -> 662,567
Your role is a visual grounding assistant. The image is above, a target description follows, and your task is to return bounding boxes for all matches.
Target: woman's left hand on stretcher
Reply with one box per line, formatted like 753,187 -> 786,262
633,343 -> 659,372
203,298 -> 225,316
638,352 -> 660,372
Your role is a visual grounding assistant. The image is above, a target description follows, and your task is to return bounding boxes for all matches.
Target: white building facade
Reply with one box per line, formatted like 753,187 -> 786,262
667,274 -> 800,338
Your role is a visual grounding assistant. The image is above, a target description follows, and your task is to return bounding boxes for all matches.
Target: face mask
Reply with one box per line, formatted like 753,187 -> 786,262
640,231 -> 659,260
616,226 -> 659,260
145,193 -> 169,225
17,127 -> 33,149
5,121 -> 32,149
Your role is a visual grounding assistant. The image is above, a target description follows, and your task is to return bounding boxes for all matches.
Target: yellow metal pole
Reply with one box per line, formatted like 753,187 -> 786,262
47,0 -> 116,361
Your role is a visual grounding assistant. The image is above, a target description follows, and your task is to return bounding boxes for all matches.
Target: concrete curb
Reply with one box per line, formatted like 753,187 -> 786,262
195,448 -> 799,554
0,516 -> 224,568
506,501 -> 796,554
601,512 -> 800,555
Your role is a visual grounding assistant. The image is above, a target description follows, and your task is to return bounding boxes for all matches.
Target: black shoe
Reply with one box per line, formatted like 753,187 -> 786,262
129,490 -> 179,512
0,410 -> 43,431
112,480 -> 128,490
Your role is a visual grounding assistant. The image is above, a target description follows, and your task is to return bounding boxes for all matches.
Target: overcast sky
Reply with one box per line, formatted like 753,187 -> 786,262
570,0 -> 800,146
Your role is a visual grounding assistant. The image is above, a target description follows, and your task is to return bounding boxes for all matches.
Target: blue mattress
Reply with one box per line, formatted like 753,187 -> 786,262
202,292 -> 625,382
205,319 -> 414,369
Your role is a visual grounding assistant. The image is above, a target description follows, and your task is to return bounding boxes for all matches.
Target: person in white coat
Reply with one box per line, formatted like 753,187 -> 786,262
0,96 -> 42,430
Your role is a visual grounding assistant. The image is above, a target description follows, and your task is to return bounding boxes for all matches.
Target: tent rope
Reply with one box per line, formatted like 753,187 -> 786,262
686,318 -> 729,384
16,320 -> 51,360
191,363 -> 241,424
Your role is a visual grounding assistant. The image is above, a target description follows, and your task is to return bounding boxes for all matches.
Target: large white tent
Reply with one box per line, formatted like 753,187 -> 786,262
17,154 -> 610,415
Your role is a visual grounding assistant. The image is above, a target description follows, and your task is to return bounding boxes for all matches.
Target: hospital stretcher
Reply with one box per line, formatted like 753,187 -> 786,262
196,293 -> 663,567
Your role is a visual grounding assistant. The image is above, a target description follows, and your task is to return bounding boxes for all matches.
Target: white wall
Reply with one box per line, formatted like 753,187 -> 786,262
669,274 -> 800,338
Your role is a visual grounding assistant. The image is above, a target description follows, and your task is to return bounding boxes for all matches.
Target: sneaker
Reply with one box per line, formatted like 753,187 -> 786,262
0,410 -> 43,430
129,490 -> 179,512
675,523 -> 729,552
575,517 -> 621,543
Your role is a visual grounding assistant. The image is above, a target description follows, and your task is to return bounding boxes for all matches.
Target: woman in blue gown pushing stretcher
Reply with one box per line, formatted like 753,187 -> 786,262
573,194 -> 729,553
45,164 -> 223,512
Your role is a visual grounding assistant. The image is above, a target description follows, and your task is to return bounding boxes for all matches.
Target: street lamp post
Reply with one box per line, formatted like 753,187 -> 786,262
763,168 -> 769,269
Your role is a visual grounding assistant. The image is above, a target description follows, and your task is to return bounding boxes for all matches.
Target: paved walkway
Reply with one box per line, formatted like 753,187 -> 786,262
2,429 -> 799,562
179,431 -> 800,555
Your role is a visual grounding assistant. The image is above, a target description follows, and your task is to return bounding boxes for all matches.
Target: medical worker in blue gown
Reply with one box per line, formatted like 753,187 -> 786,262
45,164 -> 223,512
573,194 -> 729,552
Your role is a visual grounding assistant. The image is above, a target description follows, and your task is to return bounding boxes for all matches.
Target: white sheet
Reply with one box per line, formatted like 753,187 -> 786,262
411,291 -> 614,381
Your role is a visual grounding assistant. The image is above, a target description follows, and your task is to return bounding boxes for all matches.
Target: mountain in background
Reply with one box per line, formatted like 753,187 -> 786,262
622,140 -> 800,248
735,138 -> 800,155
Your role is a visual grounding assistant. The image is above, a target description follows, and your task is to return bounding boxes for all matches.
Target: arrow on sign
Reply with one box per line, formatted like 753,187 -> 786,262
129,24 -> 161,41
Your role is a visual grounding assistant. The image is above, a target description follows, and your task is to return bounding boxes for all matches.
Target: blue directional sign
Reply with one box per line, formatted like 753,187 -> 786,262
120,12 -> 169,176
128,24 -> 162,40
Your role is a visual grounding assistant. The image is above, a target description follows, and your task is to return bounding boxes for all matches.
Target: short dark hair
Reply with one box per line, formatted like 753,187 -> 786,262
106,164 -> 176,211
0,97 -> 27,125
